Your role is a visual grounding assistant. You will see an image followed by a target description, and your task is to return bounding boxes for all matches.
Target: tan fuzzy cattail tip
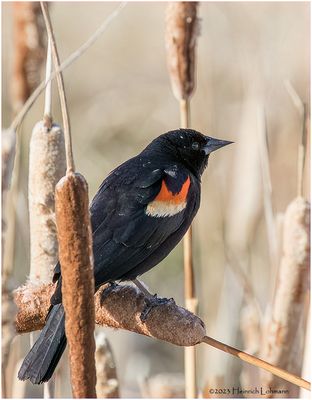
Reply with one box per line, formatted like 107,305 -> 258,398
260,197 -> 310,395
95,285 -> 206,346
165,2 -> 199,100
29,121 -> 66,282
95,332 -> 119,398
12,2 -> 46,114
14,282 -> 206,347
55,173 -> 96,398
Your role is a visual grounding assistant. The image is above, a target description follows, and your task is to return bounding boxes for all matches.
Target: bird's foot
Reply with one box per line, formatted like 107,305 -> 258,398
100,281 -> 119,305
140,295 -> 175,322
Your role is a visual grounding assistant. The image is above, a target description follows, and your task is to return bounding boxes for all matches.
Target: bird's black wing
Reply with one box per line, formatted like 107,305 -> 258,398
52,158 -> 198,302
89,160 -> 195,287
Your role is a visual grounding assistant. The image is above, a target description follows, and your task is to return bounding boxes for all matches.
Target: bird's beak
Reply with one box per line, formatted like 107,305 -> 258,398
203,137 -> 233,155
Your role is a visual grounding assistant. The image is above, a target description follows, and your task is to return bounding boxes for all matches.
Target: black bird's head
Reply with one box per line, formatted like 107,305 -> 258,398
146,129 -> 233,177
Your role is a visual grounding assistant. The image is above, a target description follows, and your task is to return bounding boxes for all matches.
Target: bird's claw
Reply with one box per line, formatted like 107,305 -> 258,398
100,281 -> 119,305
140,295 -> 175,322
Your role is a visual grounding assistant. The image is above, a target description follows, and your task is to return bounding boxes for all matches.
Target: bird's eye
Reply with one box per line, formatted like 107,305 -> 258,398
191,142 -> 200,151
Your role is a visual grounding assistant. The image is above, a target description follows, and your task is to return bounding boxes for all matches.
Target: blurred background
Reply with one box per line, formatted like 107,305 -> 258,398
2,1 -> 310,398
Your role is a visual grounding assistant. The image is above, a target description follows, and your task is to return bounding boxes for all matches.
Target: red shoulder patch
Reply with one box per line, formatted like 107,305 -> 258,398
154,176 -> 191,204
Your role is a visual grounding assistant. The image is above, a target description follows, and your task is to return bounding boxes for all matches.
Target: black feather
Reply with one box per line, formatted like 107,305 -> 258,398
18,304 -> 66,384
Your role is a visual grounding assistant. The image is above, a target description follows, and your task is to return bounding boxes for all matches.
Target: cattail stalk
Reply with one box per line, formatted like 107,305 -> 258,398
95,332 -> 119,398
28,32 -> 66,282
260,197 -> 310,396
28,120 -> 66,282
40,2 -> 74,174
55,174 -> 96,398
165,3 -> 199,397
14,281 -> 311,392
40,2 -> 96,397
28,28 -> 65,399
11,2 -> 46,114
2,3 -> 46,397
259,82 -> 311,397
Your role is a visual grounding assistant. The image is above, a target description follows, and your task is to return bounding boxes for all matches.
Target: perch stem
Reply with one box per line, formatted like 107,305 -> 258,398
201,336 -> 311,391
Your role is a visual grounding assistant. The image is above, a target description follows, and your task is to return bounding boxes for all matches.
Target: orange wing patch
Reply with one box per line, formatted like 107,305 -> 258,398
154,176 -> 191,203
146,176 -> 191,217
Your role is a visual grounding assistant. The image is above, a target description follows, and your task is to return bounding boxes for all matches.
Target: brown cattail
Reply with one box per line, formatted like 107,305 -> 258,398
260,197 -> 310,397
95,332 -> 119,398
165,3 -> 200,398
14,281 -> 311,391
28,121 -> 66,282
14,282 -> 206,347
12,2 -> 46,114
55,173 -> 96,398
165,2 -> 199,101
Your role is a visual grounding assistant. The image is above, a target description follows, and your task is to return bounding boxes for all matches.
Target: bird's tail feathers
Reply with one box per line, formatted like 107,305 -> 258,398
18,303 -> 66,384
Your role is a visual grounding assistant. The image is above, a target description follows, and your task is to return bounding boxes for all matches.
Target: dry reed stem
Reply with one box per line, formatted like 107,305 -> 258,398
10,2 -> 126,133
1,129 -> 16,207
95,332 -> 119,398
40,2 -> 74,174
257,106 -> 278,270
43,38 -> 53,123
201,336 -> 310,392
181,100 -> 197,398
1,129 -> 16,257
297,103 -> 307,198
1,131 -> 18,399
260,197 -> 310,396
2,8 -> 46,383
28,121 -> 66,282
13,282 -> 311,391
11,2 -> 46,114
240,302 -> 261,388
55,174 -> 96,398
226,99 -> 263,252
284,80 -> 308,198
2,282 -> 17,397
165,2 -> 199,100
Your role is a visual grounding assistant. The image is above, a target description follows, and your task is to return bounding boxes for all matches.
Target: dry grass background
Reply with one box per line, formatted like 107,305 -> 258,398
2,1 -> 310,398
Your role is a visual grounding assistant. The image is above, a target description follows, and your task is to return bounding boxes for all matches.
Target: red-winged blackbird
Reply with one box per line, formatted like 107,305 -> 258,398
18,128 -> 232,384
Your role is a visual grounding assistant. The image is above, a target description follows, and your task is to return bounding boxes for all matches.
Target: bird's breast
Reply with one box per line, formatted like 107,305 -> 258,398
146,176 -> 191,218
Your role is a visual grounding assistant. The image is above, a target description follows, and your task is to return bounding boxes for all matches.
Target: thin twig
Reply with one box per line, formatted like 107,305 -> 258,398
201,336 -> 310,391
9,2 -> 126,133
284,80 -> 307,197
40,2 -> 74,174
297,103 -> 307,197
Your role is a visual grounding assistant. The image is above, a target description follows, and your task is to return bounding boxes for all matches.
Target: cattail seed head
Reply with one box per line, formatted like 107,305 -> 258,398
165,2 -> 199,101
28,121 -> 66,282
55,172 -> 96,398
